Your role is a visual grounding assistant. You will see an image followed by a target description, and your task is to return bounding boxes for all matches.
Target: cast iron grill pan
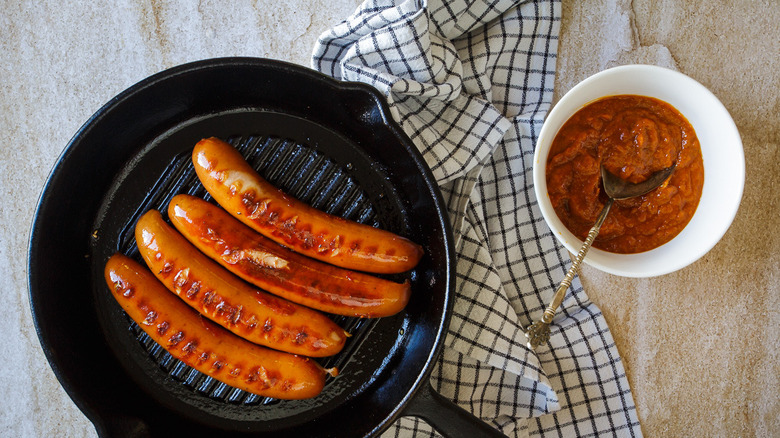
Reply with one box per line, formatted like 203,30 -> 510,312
28,58 -> 505,437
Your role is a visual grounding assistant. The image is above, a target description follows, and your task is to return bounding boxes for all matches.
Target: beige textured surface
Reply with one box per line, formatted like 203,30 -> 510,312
557,0 -> 780,436
1,0 -> 777,436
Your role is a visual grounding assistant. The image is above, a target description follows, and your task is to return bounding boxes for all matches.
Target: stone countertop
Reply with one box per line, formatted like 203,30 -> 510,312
2,1 -> 777,436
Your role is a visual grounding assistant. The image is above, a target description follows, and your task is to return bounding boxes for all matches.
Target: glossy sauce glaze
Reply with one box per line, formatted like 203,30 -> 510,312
192,137 -> 424,274
546,95 -> 704,253
135,210 -> 348,357
104,254 -> 331,399
168,194 -> 411,318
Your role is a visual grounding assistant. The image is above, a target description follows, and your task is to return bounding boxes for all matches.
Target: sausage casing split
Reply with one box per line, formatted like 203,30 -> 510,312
192,137 -> 424,274
104,254 -> 331,399
168,194 -> 411,318
134,210 -> 347,357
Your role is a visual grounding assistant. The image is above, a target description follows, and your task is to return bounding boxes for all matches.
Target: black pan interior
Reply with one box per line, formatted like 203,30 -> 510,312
28,58 -> 453,437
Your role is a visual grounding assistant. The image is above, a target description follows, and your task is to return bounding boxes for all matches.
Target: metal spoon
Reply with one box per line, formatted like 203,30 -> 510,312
524,162 -> 677,350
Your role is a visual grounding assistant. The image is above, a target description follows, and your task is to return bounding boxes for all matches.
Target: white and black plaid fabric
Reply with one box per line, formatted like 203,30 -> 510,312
312,0 -> 641,436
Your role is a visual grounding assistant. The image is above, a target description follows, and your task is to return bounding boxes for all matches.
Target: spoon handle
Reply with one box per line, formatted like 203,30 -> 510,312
525,198 -> 614,349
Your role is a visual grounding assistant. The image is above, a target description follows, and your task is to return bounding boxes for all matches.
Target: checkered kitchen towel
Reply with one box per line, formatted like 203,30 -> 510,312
313,0 -> 640,436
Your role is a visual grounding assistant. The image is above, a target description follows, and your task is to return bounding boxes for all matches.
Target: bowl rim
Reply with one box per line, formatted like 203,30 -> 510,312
533,64 -> 745,277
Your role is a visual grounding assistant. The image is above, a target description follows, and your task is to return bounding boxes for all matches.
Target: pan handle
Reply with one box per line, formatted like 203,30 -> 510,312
403,383 -> 506,438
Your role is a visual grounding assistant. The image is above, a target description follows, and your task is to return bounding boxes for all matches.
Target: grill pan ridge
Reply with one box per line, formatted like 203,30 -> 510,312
87,106 -> 419,428
113,134 -> 384,408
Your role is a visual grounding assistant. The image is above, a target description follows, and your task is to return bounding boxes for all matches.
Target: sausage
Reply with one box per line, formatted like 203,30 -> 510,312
192,137 -> 424,274
104,254 -> 334,399
134,210 -> 347,357
167,194 -> 411,318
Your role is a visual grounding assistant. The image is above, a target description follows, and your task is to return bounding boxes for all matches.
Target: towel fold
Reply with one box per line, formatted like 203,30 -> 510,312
313,0 -> 641,436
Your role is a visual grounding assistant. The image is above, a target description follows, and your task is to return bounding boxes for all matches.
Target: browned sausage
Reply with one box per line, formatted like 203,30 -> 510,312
135,210 -> 347,357
167,194 -> 411,318
192,137 -> 424,274
104,254 -> 334,399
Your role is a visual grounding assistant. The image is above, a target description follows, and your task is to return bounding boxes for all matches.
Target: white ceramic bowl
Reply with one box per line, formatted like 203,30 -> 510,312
534,64 -> 744,277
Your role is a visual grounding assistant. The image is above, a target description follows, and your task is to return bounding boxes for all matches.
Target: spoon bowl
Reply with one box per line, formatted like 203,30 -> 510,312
602,163 -> 676,200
